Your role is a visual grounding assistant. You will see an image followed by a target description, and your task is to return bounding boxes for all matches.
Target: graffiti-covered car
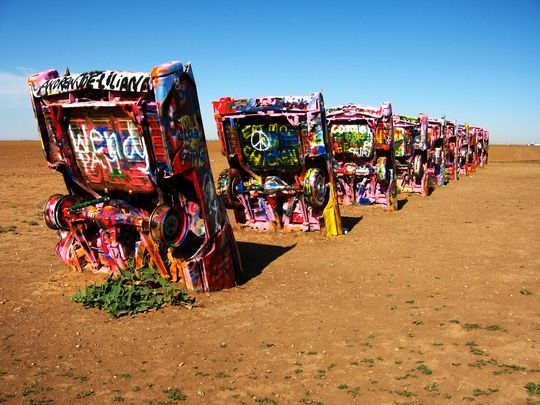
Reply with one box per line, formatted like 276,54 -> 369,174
326,103 -> 398,210
457,124 -> 470,176
392,113 -> 429,195
212,93 -> 342,236
427,117 -> 446,187
444,119 -> 460,181
469,126 -> 484,172
478,128 -> 489,167
28,61 -> 242,292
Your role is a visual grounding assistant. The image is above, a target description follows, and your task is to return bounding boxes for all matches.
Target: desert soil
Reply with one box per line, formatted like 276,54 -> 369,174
0,142 -> 538,404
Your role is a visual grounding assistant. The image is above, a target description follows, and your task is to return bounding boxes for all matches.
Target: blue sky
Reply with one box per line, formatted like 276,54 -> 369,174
1,0 -> 539,143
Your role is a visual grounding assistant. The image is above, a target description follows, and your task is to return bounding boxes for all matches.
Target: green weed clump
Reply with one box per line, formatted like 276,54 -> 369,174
71,267 -> 196,318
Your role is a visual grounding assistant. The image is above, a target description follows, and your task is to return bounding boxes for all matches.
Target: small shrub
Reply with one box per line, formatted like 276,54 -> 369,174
524,382 -> 540,396
164,387 -> 187,401
71,267 -> 196,318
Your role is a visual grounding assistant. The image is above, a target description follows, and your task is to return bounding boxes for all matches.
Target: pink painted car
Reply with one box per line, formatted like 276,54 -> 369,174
457,124 -> 470,176
28,61 -> 242,292
427,117 -> 446,187
326,103 -> 398,210
392,113 -> 429,195
212,93 -> 342,235
444,119 -> 460,181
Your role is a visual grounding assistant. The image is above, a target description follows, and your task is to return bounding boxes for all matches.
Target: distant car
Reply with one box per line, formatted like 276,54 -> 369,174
457,124 -> 470,176
392,113 -> 429,195
470,126 -> 488,168
212,93 -> 342,236
478,129 -> 489,166
326,103 -> 398,210
444,119 -> 460,181
28,61 -> 242,292
426,117 -> 447,187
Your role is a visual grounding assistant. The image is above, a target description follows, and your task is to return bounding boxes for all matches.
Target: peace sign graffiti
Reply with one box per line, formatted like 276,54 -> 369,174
250,130 -> 271,151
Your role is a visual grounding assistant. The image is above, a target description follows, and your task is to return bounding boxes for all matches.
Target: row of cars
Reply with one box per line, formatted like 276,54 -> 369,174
28,61 -> 488,292
213,94 -> 489,231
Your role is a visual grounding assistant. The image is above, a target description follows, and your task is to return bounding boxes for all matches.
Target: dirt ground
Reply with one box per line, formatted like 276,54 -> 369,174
0,141 -> 538,404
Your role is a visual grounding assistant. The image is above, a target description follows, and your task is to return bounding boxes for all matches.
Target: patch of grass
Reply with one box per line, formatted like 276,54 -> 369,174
22,382 -> 53,397
470,348 -> 487,356
164,387 -> 187,401
395,389 -> 416,397
417,364 -> 432,375
473,388 -> 499,396
194,371 -> 209,377
524,382 -> 540,396
501,363 -> 526,372
465,341 -> 478,347
360,358 -> 374,367
0,393 -> 15,402
71,267 -> 196,318
0,225 -> 17,234
405,300 -> 416,304
76,390 -> 95,399
307,351 -> 317,355
111,395 -> 124,402
116,373 -> 131,379
469,359 -> 497,369
294,368 -> 303,374
215,371 -> 229,378
450,319 -> 460,324
22,220 -> 39,226
412,319 -> 424,326
521,289 -> 533,296
338,384 -> 348,390
347,387 -> 361,398
463,323 -> 481,331
485,324 -> 504,331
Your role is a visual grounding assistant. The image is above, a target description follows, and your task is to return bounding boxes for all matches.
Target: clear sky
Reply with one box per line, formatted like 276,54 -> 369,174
1,0 -> 539,144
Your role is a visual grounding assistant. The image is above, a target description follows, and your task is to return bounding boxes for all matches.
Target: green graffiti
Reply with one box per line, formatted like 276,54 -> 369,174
330,124 -> 373,157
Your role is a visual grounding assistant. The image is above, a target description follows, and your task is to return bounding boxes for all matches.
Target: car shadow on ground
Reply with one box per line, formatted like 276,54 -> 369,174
237,241 -> 296,285
398,198 -> 409,210
341,216 -> 363,233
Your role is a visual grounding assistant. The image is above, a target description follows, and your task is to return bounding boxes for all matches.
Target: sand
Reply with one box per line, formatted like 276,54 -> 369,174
0,141 -> 538,403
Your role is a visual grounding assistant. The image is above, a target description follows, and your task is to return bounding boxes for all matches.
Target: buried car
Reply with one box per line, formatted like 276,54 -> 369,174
392,113 -> 429,195
326,103 -> 398,210
426,117 -> 446,187
477,128 -> 489,167
212,93 -> 342,236
444,119 -> 460,181
457,124 -> 470,176
28,61 -> 242,292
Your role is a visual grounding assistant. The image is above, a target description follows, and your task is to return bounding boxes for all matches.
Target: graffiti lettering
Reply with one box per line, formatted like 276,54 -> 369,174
34,71 -> 151,97
68,121 -> 149,178
330,124 -> 373,157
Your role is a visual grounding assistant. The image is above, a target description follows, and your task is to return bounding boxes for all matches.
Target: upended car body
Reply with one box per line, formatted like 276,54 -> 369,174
467,125 -> 479,173
444,119 -> 460,181
212,93 -> 342,236
326,103 -> 398,210
477,128 -> 489,167
392,113 -> 429,195
28,61 -> 242,292
426,117 -> 446,187
469,126 -> 487,170
457,124 -> 470,176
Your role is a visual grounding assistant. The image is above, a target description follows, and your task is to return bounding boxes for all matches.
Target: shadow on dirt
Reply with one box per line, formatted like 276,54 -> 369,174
398,198 -> 408,210
237,242 -> 296,285
341,216 -> 363,233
